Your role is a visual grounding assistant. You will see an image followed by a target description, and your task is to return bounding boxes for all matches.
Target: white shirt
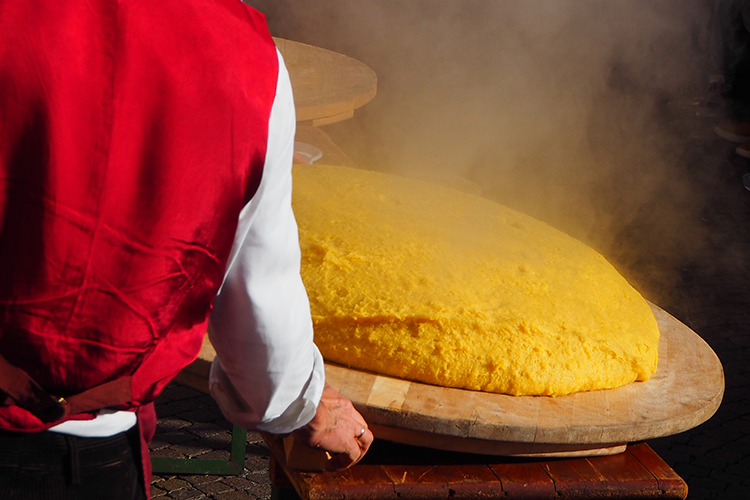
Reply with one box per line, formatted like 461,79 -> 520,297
50,48 -> 325,437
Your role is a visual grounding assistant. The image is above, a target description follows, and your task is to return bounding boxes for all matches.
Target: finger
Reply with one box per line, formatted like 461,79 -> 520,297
325,436 -> 364,471
356,428 -> 374,452
350,411 -> 367,429
331,425 -> 374,470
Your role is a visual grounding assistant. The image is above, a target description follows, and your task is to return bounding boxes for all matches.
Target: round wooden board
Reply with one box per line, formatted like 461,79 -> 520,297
181,303 -> 724,456
325,303 -> 725,456
273,38 -> 377,125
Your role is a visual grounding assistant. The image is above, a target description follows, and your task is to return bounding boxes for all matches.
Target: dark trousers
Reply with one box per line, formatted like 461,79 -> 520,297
0,426 -> 146,500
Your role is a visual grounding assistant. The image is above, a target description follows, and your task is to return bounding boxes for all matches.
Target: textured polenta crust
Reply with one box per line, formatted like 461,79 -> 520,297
292,165 -> 659,396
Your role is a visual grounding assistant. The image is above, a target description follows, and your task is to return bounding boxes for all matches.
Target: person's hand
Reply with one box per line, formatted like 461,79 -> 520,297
291,383 -> 373,470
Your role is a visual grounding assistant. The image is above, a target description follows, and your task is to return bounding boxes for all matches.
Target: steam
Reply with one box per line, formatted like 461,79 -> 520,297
248,0 -> 718,299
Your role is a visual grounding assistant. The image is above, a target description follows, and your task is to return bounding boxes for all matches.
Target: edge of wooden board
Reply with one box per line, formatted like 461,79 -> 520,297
372,424 -> 627,458
180,303 -> 724,451
327,303 -> 725,446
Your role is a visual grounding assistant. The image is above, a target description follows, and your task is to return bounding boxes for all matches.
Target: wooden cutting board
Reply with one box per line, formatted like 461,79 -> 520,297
325,303 -> 724,457
176,303 -> 724,457
273,38 -> 377,126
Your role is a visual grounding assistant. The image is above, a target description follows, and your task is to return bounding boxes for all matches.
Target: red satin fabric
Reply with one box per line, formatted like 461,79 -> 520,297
0,0 -> 278,431
137,402 -> 157,497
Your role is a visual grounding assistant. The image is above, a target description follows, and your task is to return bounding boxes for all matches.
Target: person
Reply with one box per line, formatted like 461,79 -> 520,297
707,0 -> 750,107
0,0 -> 372,498
709,0 -> 750,159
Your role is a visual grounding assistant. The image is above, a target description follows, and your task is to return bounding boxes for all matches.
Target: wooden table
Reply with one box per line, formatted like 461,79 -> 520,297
266,437 -> 688,500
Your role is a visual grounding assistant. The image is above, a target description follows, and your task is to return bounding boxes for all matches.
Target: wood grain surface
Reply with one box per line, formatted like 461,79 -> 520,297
324,304 -> 724,456
266,439 -> 689,500
178,303 -> 724,457
274,38 -> 377,125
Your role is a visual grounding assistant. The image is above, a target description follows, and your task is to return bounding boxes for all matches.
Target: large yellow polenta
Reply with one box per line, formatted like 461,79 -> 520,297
293,164 -> 659,396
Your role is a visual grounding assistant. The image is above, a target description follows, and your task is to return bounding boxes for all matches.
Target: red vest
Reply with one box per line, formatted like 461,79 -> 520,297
0,0 -> 278,432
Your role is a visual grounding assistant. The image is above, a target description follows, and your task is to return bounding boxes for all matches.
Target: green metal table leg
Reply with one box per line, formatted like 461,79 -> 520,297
151,425 -> 247,475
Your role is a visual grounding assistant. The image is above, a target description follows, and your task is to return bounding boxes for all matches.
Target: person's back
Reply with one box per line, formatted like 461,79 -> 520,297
0,0 -> 277,429
0,1 -> 281,497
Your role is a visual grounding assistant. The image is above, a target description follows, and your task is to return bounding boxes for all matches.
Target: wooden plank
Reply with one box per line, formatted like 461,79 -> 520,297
298,472 -> 343,500
264,433 -> 342,500
381,465 -> 449,499
372,425 -> 627,458
543,451 -> 657,498
629,443 -> 689,499
433,464 -> 505,499
333,466 -> 396,500
367,376 -> 411,410
489,463 -> 557,499
267,438 -> 687,500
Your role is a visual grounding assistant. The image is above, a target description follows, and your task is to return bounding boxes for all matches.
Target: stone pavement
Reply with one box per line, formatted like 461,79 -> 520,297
149,385 -> 272,500
150,106 -> 750,499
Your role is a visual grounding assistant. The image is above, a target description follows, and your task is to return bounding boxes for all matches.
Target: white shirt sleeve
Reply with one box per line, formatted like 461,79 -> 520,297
207,48 -> 325,434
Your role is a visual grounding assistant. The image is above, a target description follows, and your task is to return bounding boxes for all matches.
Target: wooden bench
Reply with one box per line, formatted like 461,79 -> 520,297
266,437 -> 688,500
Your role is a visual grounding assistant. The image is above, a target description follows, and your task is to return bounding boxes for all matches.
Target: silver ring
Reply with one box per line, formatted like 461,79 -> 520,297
357,427 -> 366,439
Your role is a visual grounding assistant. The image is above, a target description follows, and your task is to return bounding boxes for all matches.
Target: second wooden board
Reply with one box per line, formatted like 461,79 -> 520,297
274,38 -> 377,125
